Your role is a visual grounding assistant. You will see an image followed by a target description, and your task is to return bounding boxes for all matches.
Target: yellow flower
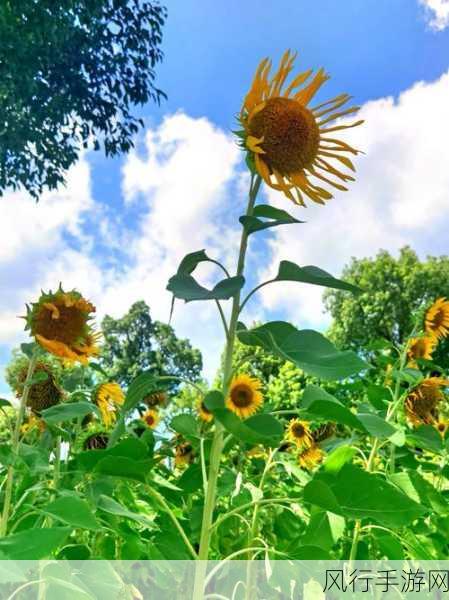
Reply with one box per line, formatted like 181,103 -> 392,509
298,445 -> 324,470
425,298 -> 449,340
25,287 -> 100,364
407,335 -> 436,363
141,408 -> 159,429
226,374 -> 263,419
21,413 -> 45,435
239,50 -> 363,206
285,419 -> 313,449
175,442 -> 194,468
435,418 -> 449,438
405,377 -> 449,426
198,399 -> 213,423
144,391 -> 167,408
16,361 -> 62,414
95,382 -> 125,427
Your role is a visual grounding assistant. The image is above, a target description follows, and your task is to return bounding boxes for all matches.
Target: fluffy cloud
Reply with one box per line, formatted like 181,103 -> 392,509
420,0 -> 449,30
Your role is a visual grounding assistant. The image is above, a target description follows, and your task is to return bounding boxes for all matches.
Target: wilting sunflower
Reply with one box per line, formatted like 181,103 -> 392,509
312,422 -> 336,443
198,399 -> 213,423
239,50 -> 363,206
94,382 -> 125,428
407,336 -> 436,363
25,287 -> 100,364
298,445 -> 324,470
226,374 -> 263,419
144,391 -> 167,408
425,298 -> 449,340
16,361 -> 62,414
286,419 -> 313,448
141,408 -> 160,429
405,377 -> 449,426
76,424 -> 110,451
175,441 -> 195,468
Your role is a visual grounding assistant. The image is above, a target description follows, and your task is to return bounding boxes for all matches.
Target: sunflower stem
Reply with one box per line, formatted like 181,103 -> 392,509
193,174 -> 261,599
0,350 -> 38,537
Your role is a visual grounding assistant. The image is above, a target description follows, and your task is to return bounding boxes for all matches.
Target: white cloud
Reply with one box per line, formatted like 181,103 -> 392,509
420,0 -> 449,30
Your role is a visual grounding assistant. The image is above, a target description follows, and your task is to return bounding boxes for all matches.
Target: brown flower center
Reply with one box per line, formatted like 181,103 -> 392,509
34,302 -> 86,346
201,402 -> 211,415
248,97 -> 320,174
291,423 -> 305,438
231,385 -> 253,408
145,415 -> 155,426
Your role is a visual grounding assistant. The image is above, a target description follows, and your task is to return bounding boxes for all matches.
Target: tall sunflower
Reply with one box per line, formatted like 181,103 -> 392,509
239,50 -> 363,206
94,382 -> 125,427
407,336 -> 436,363
226,374 -> 263,419
25,287 -> 100,364
425,298 -> 449,340
405,377 -> 449,426
285,419 -> 313,449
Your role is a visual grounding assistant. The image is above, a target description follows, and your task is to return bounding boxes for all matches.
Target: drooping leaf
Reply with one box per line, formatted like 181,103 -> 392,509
390,471 -> 448,515
323,445 -> 356,474
301,385 -> 365,430
94,456 -> 152,482
170,414 -> 199,438
167,273 -> 244,302
273,261 -> 361,294
239,204 -> 303,234
41,401 -> 99,424
356,413 -> 397,439
97,495 -> 153,526
407,425 -> 444,454
237,321 -> 367,380
304,510 -> 345,551
0,527 -> 70,559
41,495 -> 100,530
123,372 -> 158,412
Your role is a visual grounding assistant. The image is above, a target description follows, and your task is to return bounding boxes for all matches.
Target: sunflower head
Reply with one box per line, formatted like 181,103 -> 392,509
405,377 -> 449,426
435,418 -> 449,438
20,413 -> 46,436
175,441 -> 195,468
16,361 -> 63,414
298,444 -> 324,470
76,423 -> 110,451
198,399 -> 213,423
144,391 -> 168,409
407,335 -> 436,363
312,422 -> 336,443
285,418 -> 313,448
141,408 -> 159,429
25,287 -> 100,364
226,374 -> 263,419
94,382 -> 125,428
425,298 -> 449,340
239,50 -> 363,206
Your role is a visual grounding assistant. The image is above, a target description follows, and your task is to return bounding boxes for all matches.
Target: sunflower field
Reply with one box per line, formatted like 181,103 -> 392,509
1,6 -> 449,599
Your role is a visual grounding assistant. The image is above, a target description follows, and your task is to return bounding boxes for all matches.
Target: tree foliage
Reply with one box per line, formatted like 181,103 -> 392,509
324,246 -> 449,364
100,300 -> 202,387
0,0 -> 166,199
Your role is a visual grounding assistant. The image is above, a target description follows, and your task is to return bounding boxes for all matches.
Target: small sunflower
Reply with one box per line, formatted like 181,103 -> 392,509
298,445 -> 324,470
175,441 -> 194,468
144,391 -> 167,408
286,419 -> 313,448
76,423 -> 110,451
405,377 -> 449,426
21,413 -> 46,435
141,408 -> 159,429
198,399 -> 213,423
16,361 -> 62,414
407,336 -> 436,364
239,50 -> 363,206
425,298 -> 449,340
226,374 -> 263,419
95,382 -> 125,428
25,287 -> 100,364
435,418 -> 449,438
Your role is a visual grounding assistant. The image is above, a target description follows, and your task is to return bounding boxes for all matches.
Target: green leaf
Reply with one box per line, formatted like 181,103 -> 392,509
237,321 -> 367,380
305,510 -> 345,551
41,495 -> 100,530
0,527 -> 70,559
0,398 -> 12,407
390,471 -> 448,515
94,456 -> 152,482
176,249 -> 211,274
167,273 -> 244,302
303,480 -> 341,514
178,464 -> 203,494
374,531 -> 405,559
407,425 -> 444,453
357,413 -> 397,439
366,384 -> 391,410
97,495 -> 153,526
273,261 -> 360,294
123,372 -> 158,412
41,401 -> 99,424
20,342 -> 37,358
170,414 -> 199,438
211,409 -> 283,447
301,385 -> 365,430
239,204 -> 303,234
324,445 -> 356,474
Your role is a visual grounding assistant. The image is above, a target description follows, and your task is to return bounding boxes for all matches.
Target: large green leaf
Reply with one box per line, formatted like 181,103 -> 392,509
123,372 -> 158,411
239,204 -> 303,234
0,527 -> 70,559
390,471 -> 448,515
41,495 -> 100,530
273,261 -> 360,294
97,495 -> 153,526
77,438 -> 149,471
304,464 -> 425,528
356,413 -> 397,439
301,385 -> 365,430
407,425 -> 444,454
170,414 -> 199,438
41,401 -> 99,424
237,321 -> 367,380
167,273 -> 244,302
94,456 -> 152,482
304,509 -> 345,551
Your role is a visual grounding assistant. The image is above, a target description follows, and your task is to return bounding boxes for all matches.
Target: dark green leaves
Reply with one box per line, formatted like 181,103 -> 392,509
41,495 -> 100,530
41,401 -> 99,424
0,528 -> 70,559
170,414 -> 199,438
273,261 -> 361,294
237,322 -> 367,380
302,385 -> 365,430
240,204 -> 303,234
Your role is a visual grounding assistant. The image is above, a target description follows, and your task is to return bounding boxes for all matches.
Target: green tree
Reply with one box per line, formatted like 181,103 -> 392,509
100,301 -> 202,388
323,246 -> 449,365
0,0 -> 166,199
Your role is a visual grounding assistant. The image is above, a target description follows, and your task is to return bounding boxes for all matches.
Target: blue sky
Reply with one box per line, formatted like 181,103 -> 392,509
1,0 -> 449,395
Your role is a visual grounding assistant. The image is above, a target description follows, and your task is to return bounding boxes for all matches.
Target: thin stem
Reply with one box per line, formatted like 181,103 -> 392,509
0,351 -> 38,536
53,436 -> 62,491
200,438 -> 208,497
146,486 -> 197,559
239,279 -> 276,315
208,259 -> 231,279
215,300 -> 230,341
211,497 -> 296,532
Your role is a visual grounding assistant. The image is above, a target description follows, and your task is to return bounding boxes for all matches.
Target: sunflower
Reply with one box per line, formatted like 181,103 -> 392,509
298,445 -> 324,470
286,419 -> 313,448
239,50 -> 363,206
16,361 -> 62,414
407,335 -> 436,363
94,382 -> 125,428
144,391 -> 167,408
435,418 -> 449,438
405,377 -> 449,426
25,287 -> 100,364
425,298 -> 449,340
312,422 -> 336,443
141,408 -> 159,429
198,399 -> 213,423
76,423 -> 110,451
175,441 -> 195,468
226,374 -> 263,419
21,413 -> 45,435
